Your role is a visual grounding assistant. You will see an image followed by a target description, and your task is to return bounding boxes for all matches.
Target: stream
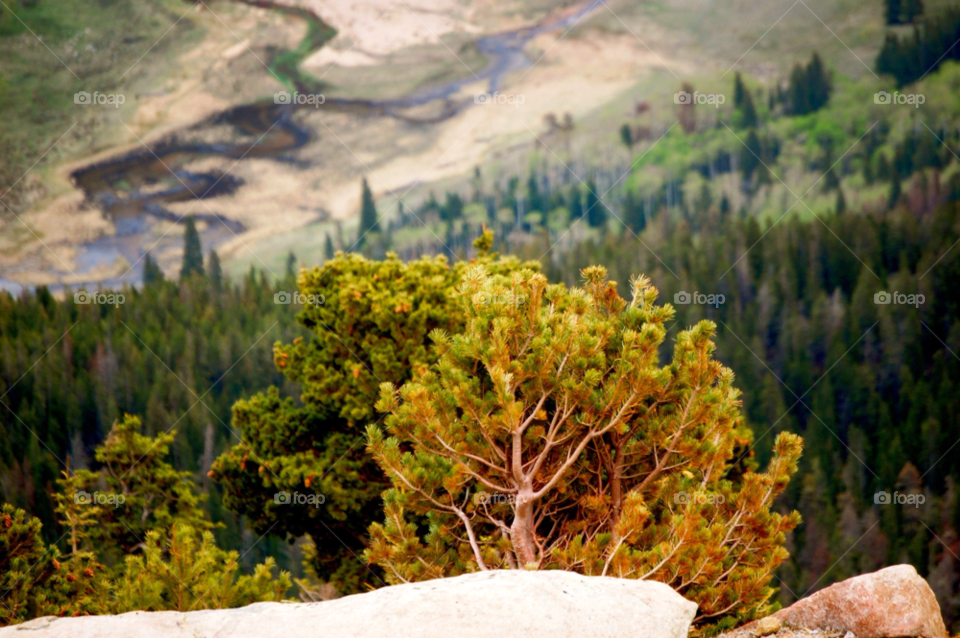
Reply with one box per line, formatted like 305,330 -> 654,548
1,0 -> 601,293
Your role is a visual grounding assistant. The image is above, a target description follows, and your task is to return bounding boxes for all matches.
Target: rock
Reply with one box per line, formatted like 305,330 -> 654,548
0,570 -> 697,638
754,616 -> 781,636
768,564 -> 945,638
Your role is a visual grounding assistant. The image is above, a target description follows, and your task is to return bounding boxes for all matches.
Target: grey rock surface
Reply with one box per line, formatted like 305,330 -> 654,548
0,570 -> 698,638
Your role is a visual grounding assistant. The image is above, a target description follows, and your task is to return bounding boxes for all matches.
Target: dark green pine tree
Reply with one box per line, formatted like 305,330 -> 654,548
142,252 -> 164,285
286,251 -> 298,279
901,0 -> 922,22
787,63 -> 809,115
526,172 -> 543,215
889,177 -> 902,208
324,233 -> 336,261
208,250 -> 223,290
584,179 -> 607,228
180,217 -> 204,280
739,88 -> 759,128
740,129 -> 762,180
886,0 -> 903,24
806,54 -> 831,112
357,178 -> 380,246
733,72 -> 747,108
835,188 -> 846,215
569,183 -> 584,222
620,123 -> 634,150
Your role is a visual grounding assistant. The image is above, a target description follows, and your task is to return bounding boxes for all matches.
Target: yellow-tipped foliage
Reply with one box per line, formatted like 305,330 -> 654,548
366,265 -> 802,624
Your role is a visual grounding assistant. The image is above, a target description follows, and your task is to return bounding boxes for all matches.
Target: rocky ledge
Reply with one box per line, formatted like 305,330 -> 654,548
0,570 -> 696,638
0,564 -> 948,638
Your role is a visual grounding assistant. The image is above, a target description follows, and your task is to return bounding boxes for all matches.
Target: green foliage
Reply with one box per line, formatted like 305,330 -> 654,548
210,246 -> 539,595
181,217 -> 205,280
1,415 -> 290,626
112,523 -> 290,613
58,415 -> 214,559
366,265 -> 802,623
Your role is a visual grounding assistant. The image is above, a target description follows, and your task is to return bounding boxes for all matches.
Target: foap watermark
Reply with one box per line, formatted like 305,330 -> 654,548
74,290 -> 125,307
474,91 -> 525,108
476,292 -> 527,306
274,291 -> 325,305
674,90 -> 725,108
473,490 -> 515,506
874,91 -> 924,108
74,491 -> 125,508
673,491 -> 725,505
274,90 -> 326,108
874,291 -> 924,307
874,490 -> 925,508
74,91 -> 125,108
674,291 -> 725,308
274,491 -> 326,508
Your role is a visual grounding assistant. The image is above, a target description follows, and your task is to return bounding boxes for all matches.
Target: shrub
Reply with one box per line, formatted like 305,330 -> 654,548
365,265 -> 802,623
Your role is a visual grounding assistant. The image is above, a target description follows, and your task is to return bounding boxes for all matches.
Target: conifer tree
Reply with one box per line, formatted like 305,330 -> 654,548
357,178 -> 380,246
620,123 -> 634,150
366,266 -> 802,623
63,415 -> 214,558
569,183 -> 584,222
324,233 -> 335,261
584,179 -> 607,228
733,73 -> 758,128
741,130 -> 763,180
143,253 -> 164,285
208,250 -> 223,291
806,54 -> 831,112
902,0 -> 922,22
886,0 -> 903,23
734,72 -> 747,108
180,217 -> 204,280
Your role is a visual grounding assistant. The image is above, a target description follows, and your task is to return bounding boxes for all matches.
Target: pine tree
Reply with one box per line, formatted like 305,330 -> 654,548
741,129 -> 763,179
734,72 -> 758,128
787,63 -> 809,115
569,183 -> 584,222
806,54 -> 831,112
324,233 -> 335,261
64,415 -> 215,559
620,123 -> 634,150
357,178 -> 380,246
208,250 -> 223,290
584,179 -> 607,228
902,0 -> 922,22
142,252 -> 164,285
286,251 -> 297,279
886,0 -> 903,24
366,266 -> 802,623
734,72 -> 746,108
180,217 -> 204,280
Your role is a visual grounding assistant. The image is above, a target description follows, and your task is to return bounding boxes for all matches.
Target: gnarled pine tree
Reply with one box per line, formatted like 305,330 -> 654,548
366,265 -> 801,624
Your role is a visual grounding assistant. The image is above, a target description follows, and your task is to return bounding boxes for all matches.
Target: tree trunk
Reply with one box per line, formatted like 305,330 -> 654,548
510,491 -> 538,566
